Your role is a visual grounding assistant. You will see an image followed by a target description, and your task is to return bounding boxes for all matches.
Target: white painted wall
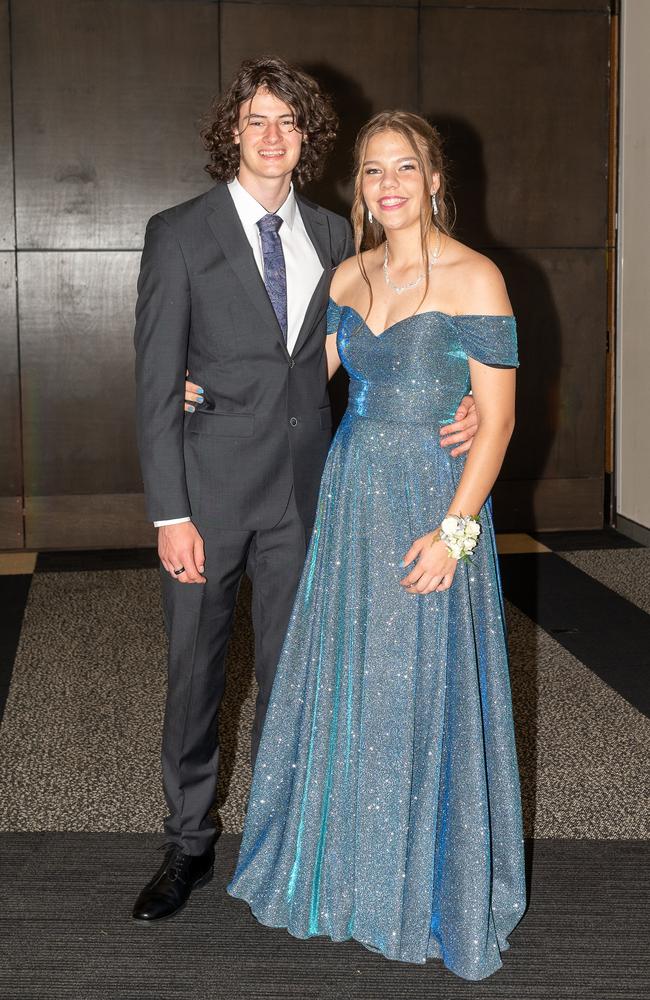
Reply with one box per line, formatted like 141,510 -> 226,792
617,0 -> 650,531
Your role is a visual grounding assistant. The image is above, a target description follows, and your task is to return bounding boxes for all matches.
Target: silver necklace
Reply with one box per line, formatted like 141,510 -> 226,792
383,229 -> 442,295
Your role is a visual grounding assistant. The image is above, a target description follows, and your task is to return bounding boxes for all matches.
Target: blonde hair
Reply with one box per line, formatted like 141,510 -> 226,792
351,111 -> 453,316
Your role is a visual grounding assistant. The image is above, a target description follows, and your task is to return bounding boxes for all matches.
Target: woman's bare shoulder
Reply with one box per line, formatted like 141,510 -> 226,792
447,241 -> 512,316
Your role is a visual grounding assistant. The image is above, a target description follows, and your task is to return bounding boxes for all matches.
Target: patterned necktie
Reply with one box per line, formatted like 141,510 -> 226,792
257,213 -> 288,341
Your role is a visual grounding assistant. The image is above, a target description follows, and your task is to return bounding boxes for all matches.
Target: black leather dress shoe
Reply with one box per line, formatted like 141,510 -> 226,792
132,844 -> 215,921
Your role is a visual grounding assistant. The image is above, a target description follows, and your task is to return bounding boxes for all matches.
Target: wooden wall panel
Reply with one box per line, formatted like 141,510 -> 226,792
492,477 -> 603,533
419,5 -> 609,529
19,252 -> 142,506
492,252 -> 606,530
221,3 -> 417,109
12,0 -> 220,250
0,253 -> 22,548
494,248 -> 606,486
221,2 -> 418,214
226,0 -> 415,5
2,1 -> 612,545
0,0 -> 13,251
25,493 -> 155,550
422,0 -> 609,10
419,7 -> 610,249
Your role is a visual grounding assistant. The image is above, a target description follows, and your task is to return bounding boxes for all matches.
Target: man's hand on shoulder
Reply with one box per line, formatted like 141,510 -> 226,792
158,521 -> 206,584
439,395 -> 479,457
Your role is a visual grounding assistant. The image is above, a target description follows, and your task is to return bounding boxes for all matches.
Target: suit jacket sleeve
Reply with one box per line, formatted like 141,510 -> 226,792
134,214 -> 191,522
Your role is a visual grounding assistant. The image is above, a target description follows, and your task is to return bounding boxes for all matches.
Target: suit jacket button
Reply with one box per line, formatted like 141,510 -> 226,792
289,417 -> 298,427
288,358 -> 295,368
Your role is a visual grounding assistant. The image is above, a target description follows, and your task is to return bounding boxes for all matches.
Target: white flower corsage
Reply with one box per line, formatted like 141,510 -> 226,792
439,514 -> 481,562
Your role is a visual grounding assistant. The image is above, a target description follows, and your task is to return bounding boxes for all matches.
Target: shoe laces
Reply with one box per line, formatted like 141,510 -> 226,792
158,843 -> 189,884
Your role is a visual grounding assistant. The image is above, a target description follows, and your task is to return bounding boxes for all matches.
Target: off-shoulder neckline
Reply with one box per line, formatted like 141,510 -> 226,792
328,298 -> 515,339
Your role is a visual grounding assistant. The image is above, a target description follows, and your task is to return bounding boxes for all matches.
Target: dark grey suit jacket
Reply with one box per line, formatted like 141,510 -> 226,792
134,182 -> 354,534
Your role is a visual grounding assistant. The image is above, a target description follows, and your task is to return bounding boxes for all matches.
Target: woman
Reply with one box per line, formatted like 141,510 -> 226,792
192,112 -> 526,980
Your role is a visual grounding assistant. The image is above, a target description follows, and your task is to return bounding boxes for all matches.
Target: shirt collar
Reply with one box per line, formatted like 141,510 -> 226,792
228,176 -> 297,231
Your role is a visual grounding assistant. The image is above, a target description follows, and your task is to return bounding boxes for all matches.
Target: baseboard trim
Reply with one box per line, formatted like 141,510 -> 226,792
24,494 -> 156,550
615,513 -> 650,547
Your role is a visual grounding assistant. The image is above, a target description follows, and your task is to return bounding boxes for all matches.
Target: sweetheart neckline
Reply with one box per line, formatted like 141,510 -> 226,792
339,303 -> 453,339
330,300 -> 514,340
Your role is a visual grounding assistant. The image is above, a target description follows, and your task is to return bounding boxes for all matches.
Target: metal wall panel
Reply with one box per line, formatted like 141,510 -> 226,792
12,0 -> 220,250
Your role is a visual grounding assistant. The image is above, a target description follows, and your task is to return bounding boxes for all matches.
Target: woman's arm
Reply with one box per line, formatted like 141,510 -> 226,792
400,257 -> 516,594
445,361 -> 515,517
445,256 -> 515,514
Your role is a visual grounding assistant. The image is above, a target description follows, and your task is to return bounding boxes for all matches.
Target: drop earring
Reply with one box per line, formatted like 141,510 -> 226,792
432,192 -> 438,217
368,209 -> 373,223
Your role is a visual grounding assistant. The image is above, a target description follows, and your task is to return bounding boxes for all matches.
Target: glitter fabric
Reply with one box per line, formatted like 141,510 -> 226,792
227,301 -> 526,981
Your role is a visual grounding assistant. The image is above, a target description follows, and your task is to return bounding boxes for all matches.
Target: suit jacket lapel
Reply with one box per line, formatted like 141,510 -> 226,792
205,184 -> 287,348
293,197 -> 333,357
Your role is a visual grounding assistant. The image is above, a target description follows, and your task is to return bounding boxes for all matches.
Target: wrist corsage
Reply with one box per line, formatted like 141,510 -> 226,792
439,514 -> 481,562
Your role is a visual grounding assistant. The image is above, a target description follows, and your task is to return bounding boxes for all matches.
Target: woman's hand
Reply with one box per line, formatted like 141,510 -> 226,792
399,532 -> 458,594
184,369 -> 203,412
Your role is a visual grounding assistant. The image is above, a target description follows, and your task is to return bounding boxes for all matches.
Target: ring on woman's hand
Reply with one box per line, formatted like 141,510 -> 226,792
173,566 -> 185,576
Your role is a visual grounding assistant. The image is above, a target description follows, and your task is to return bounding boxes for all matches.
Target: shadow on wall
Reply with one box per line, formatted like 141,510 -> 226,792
301,62 -> 372,219
426,113 -> 562,533
300,64 -> 374,427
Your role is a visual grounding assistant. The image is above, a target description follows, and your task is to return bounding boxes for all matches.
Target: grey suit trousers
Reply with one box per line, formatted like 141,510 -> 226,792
160,491 -> 307,855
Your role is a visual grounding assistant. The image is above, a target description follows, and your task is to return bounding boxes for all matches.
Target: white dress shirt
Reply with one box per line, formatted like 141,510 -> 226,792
154,177 -> 324,528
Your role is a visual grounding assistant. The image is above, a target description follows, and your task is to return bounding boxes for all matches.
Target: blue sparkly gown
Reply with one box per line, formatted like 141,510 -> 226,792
228,301 -> 526,981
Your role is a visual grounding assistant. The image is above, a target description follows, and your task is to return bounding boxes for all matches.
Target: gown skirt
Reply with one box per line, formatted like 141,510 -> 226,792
227,301 -> 527,981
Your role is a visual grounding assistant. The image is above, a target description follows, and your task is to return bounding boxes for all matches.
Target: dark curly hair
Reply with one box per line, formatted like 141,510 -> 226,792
200,56 -> 338,187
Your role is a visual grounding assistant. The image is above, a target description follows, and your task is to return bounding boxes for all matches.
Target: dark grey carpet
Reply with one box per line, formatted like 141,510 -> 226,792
0,833 -> 648,1000
2,570 -> 648,839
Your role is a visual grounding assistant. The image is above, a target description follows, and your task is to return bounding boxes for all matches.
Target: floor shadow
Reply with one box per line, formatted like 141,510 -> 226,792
506,595 -> 540,903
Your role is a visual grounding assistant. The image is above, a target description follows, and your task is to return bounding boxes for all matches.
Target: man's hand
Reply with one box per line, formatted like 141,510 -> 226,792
439,395 -> 478,457
158,522 -> 206,584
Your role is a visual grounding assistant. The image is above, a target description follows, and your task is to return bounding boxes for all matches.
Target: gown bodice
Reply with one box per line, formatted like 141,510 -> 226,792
328,299 -> 519,426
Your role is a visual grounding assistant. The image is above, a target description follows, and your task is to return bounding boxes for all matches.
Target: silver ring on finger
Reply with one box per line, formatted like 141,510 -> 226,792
173,566 -> 185,576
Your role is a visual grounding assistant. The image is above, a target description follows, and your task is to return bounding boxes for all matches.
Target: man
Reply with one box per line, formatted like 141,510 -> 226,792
133,56 -> 476,921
